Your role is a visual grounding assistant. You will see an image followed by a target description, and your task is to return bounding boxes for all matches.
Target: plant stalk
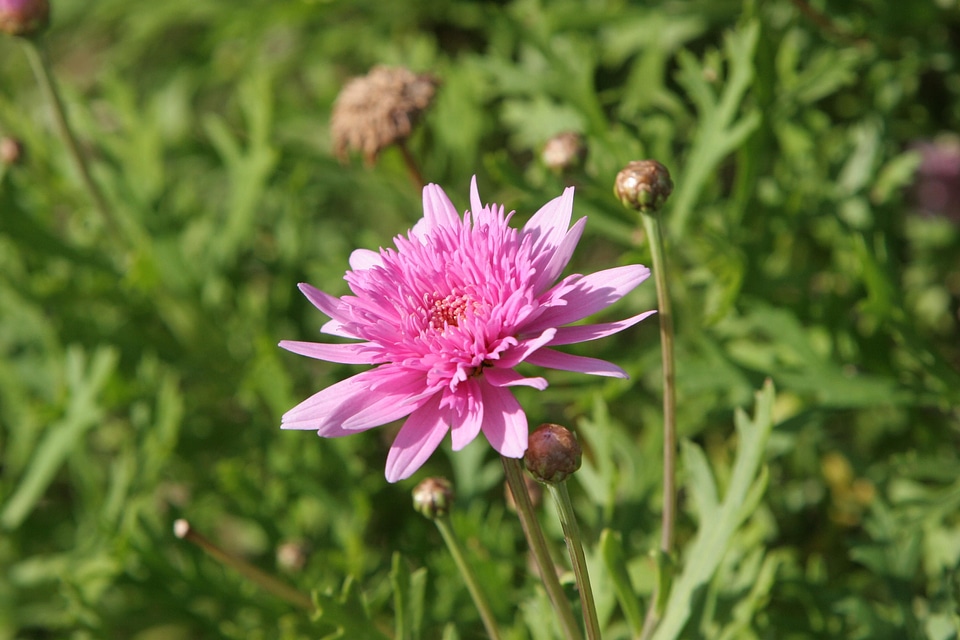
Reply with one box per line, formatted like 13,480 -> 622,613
502,456 -> 583,640
22,39 -> 124,244
174,519 -> 314,611
397,139 -> 425,190
638,209 -> 677,638
434,516 -> 503,640
546,482 -> 601,640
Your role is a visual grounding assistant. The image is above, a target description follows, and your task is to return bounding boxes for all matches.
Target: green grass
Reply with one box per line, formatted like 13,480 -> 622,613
1,0 -> 959,638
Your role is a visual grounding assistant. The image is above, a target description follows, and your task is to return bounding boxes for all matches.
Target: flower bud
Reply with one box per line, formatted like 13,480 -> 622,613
412,477 -> 455,519
0,0 -> 50,37
614,160 -> 674,213
542,131 -> 585,172
524,424 -> 582,484
0,136 -> 23,165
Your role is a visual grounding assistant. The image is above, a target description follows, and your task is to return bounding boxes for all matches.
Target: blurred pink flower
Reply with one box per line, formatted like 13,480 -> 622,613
281,178 -> 653,481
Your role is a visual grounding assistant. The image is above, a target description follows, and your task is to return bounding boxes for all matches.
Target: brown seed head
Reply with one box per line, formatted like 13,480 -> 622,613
614,160 -> 674,213
412,476 -> 455,519
331,66 -> 438,165
0,0 -> 49,37
524,424 -> 582,484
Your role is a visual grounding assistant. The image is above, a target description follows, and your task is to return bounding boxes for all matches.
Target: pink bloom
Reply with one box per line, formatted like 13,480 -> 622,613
281,178 -> 654,482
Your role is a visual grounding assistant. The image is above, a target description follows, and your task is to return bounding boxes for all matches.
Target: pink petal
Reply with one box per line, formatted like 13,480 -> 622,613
526,265 -> 651,332
298,283 -> 348,322
522,186 -> 574,256
384,395 -> 449,482
524,348 -> 629,378
320,318 -> 358,339
342,374 -> 434,430
532,216 -> 587,294
495,328 -> 557,368
281,369 -> 383,433
281,367 -> 427,433
416,183 -> 460,237
279,340 -> 381,364
483,367 -> 549,390
349,248 -> 383,270
469,175 -> 483,216
548,310 -> 658,346
479,384 -> 528,458
449,379 -> 484,451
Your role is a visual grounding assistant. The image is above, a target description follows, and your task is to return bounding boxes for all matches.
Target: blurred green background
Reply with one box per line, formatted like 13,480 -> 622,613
1,0 -> 959,638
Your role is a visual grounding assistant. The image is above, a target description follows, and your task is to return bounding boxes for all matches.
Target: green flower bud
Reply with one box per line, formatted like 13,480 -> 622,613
412,477 -> 455,519
524,424 -> 582,484
614,160 -> 674,213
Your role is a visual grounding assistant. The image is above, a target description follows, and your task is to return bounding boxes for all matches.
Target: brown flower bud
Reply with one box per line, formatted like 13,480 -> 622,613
524,424 -> 582,484
542,131 -> 585,172
276,540 -> 309,573
412,476 -> 455,519
0,0 -> 49,37
331,66 -> 438,165
0,137 -> 24,165
614,160 -> 674,213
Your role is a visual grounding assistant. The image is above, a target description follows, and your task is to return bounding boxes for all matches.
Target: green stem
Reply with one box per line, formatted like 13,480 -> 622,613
546,482 -> 601,640
173,519 -> 314,611
638,209 -> 677,638
502,456 -> 583,640
21,39 -> 124,244
434,516 -> 503,640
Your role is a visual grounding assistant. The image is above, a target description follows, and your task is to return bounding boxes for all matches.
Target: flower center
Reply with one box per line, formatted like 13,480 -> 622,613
426,292 -> 473,331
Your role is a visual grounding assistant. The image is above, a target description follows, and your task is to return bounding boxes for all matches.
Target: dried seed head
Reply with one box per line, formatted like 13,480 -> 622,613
412,477 -> 455,519
331,66 -> 438,165
614,160 -> 674,213
542,131 -> 585,172
524,424 -> 582,484
0,0 -> 49,37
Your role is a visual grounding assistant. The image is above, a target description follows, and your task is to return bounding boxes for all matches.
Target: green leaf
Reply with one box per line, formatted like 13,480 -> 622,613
670,21 -> 762,235
1,346 -> 119,530
311,577 -> 390,640
391,552 -> 426,640
599,529 -> 645,636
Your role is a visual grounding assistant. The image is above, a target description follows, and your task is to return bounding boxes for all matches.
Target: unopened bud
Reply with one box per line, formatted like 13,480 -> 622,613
0,0 -> 49,37
614,160 -> 673,213
1,137 -> 24,165
524,424 -> 582,484
542,131 -> 585,172
412,477 -> 454,519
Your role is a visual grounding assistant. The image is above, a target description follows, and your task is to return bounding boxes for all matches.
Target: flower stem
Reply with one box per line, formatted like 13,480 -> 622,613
638,209 -> 677,637
433,516 -> 503,640
397,139 -> 425,190
502,456 -> 583,640
174,519 -> 314,611
546,482 -> 601,640
21,38 -> 124,244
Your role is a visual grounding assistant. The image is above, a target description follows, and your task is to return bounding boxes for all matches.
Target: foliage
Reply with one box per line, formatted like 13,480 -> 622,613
1,0 -> 959,638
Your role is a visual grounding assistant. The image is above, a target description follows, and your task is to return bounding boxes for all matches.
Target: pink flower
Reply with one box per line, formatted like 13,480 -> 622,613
281,178 -> 654,481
